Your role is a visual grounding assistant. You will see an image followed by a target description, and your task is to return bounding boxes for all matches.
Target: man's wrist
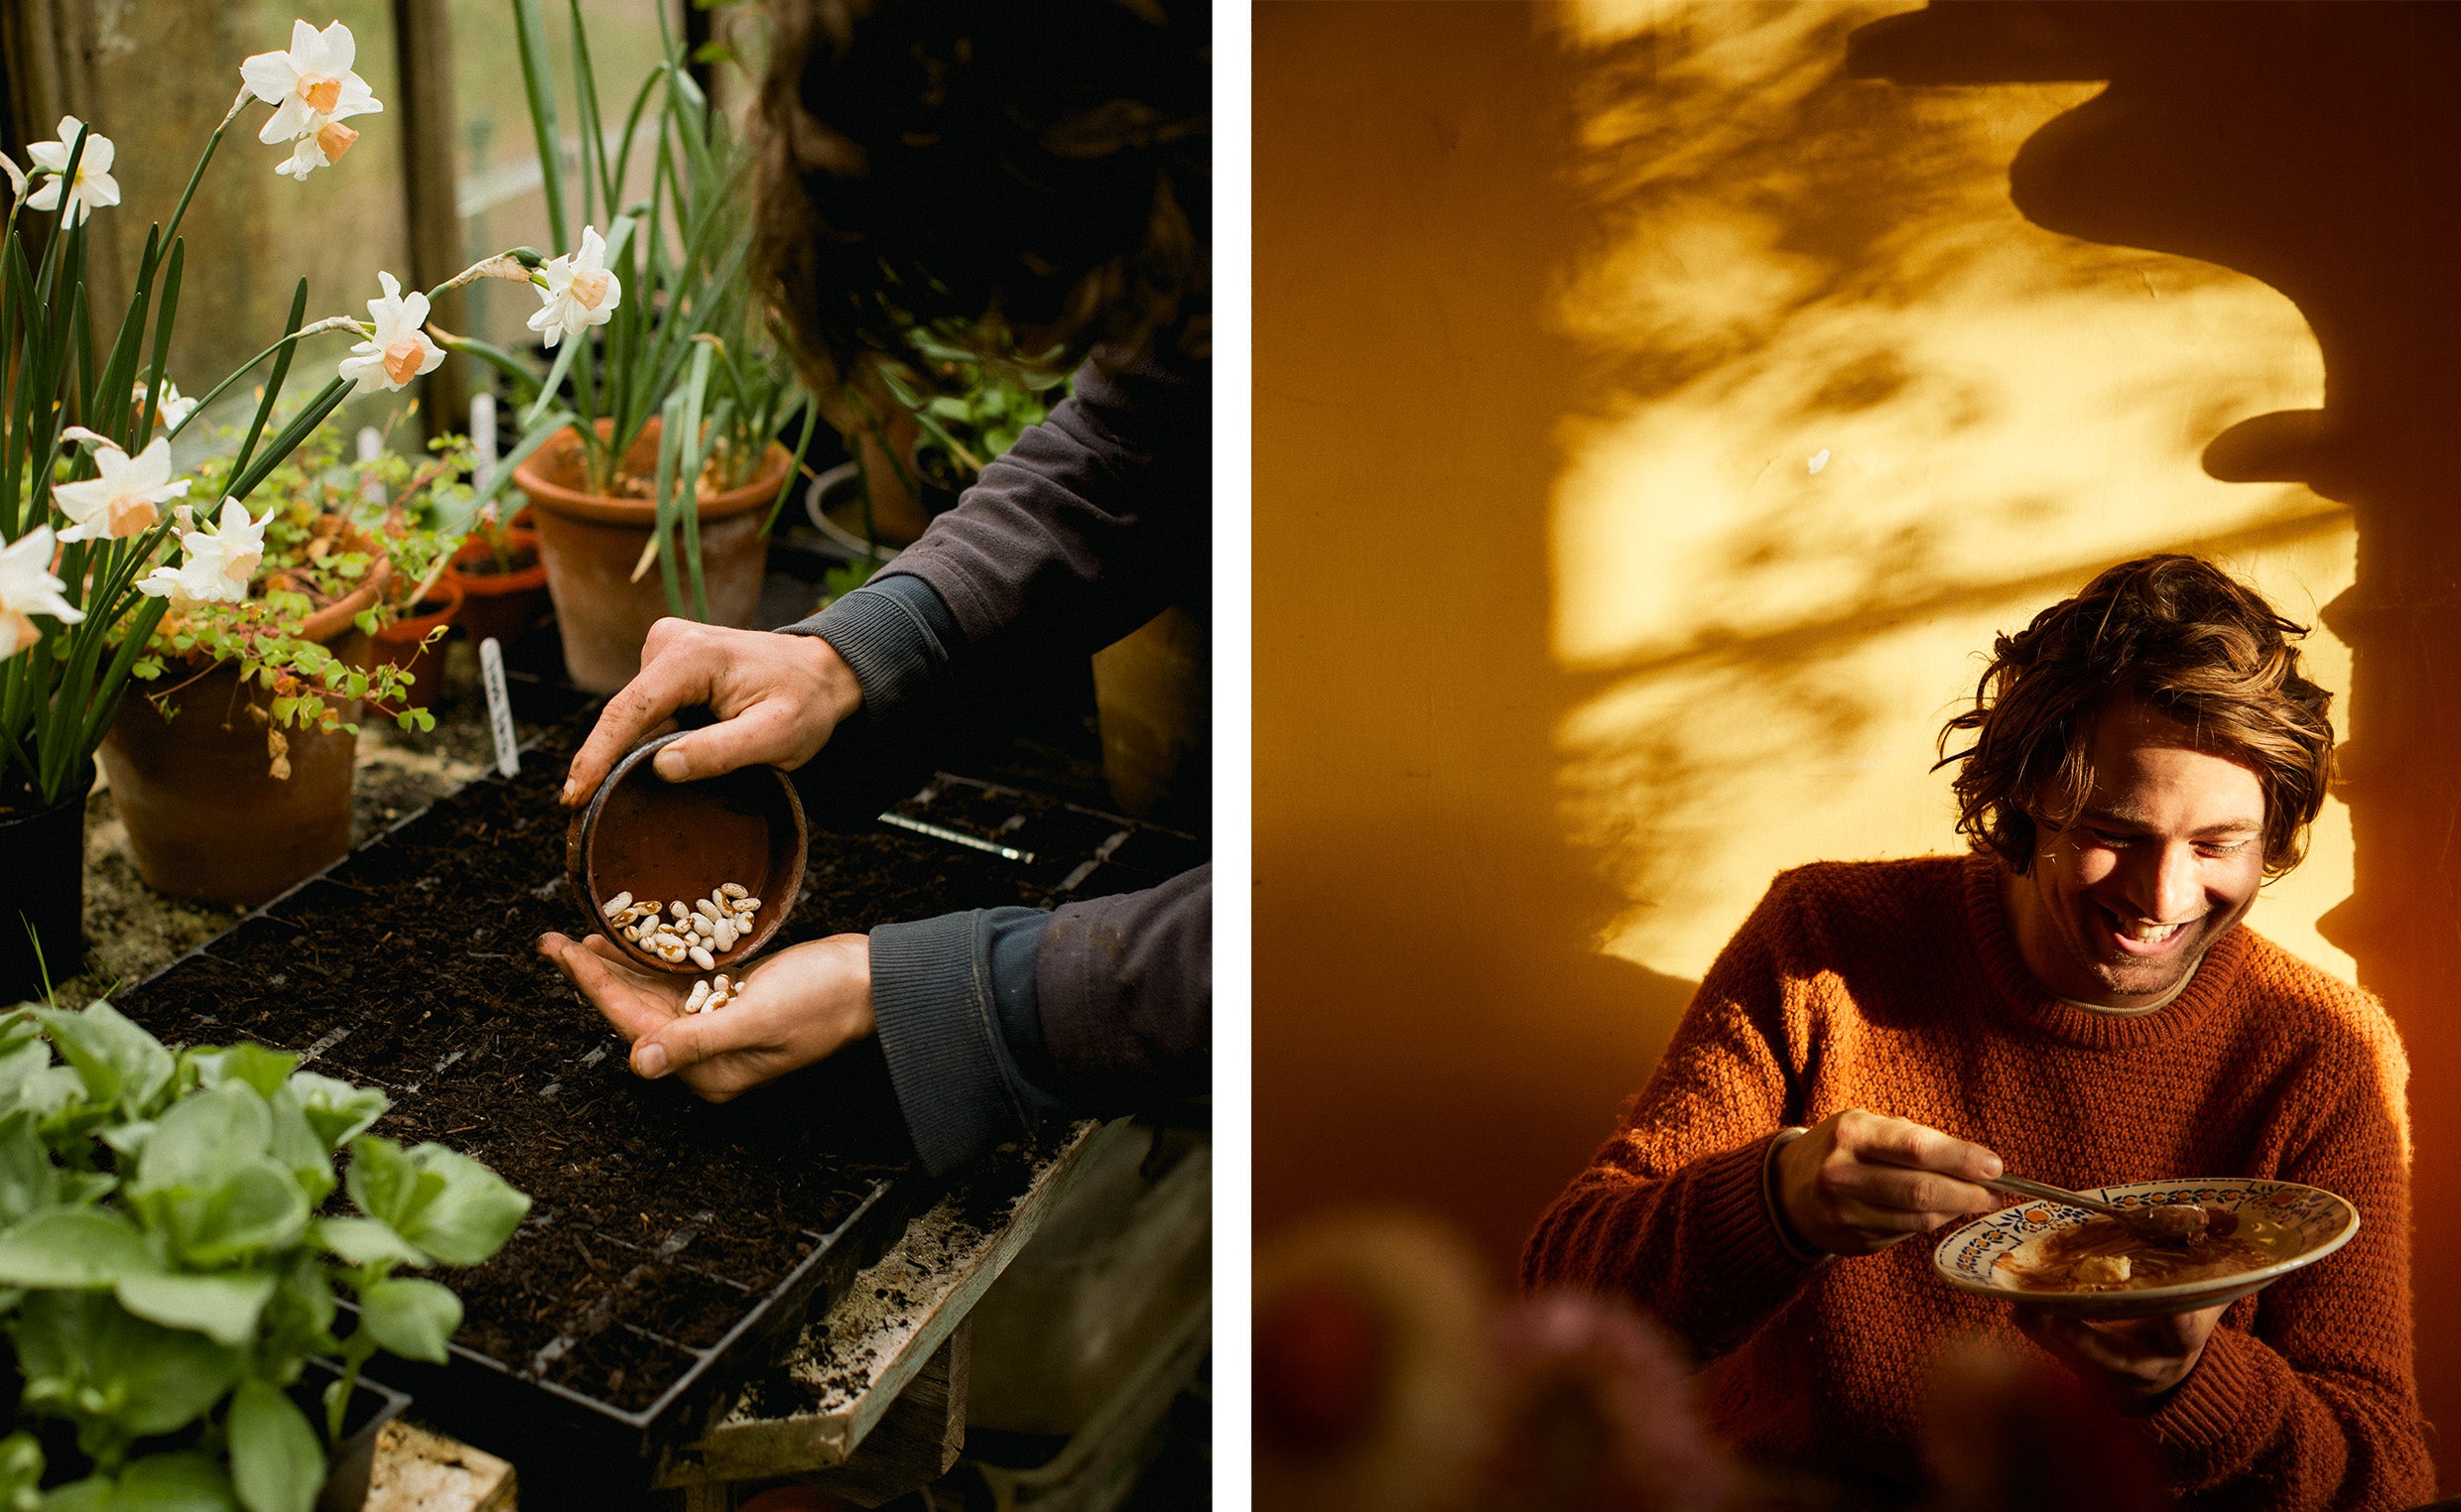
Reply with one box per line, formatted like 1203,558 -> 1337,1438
1763,1126 -> 1830,1264
793,632 -> 865,727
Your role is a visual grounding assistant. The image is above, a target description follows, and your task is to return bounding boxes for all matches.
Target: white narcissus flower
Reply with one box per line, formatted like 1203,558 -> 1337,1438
336,272 -> 445,392
133,378 -> 197,431
53,433 -> 191,545
528,226 -> 623,349
137,499 -> 267,608
26,117 -> 119,225
275,118 -> 364,182
242,20 -> 382,181
0,527 -> 83,663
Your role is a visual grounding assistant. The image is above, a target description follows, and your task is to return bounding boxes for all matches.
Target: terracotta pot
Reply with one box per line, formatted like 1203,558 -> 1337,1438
1091,601 -> 1211,829
366,577 -> 464,711
100,663 -> 359,908
514,418 -> 793,693
447,527 -> 548,650
0,762 -> 92,1000
97,570 -> 384,909
850,410 -> 935,548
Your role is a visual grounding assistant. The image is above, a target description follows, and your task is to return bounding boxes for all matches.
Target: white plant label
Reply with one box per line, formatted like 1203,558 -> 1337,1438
479,637 -> 519,778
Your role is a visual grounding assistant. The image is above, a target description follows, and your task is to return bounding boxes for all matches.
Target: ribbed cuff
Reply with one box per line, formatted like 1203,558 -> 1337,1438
2142,1323 -> 2274,1476
869,912 -> 1031,1175
780,574 -> 958,713
1693,1136 -> 1830,1301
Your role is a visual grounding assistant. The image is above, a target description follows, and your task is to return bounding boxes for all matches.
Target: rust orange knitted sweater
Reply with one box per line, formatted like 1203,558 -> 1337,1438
1522,855 -> 2429,1511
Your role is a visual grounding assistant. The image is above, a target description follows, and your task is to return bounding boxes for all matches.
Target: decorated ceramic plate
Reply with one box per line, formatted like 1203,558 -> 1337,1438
1932,1178 -> 2360,1320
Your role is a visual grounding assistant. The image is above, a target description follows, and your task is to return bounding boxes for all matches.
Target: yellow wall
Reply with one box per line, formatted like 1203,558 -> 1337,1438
1255,0 -> 2353,1275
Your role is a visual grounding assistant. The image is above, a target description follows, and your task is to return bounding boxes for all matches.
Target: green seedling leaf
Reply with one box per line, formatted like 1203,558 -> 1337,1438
342,1137 -> 439,1236
0,1209 -> 153,1287
287,1074 -> 387,1152
135,1085 -> 273,1194
112,1271 -> 278,1348
16,1059 -> 84,1122
114,1451 -> 237,1512
392,1146 -> 529,1267
259,1251 -> 336,1363
262,1090 -> 333,1206
0,1112 -> 65,1226
0,1430 -> 42,1512
357,1276 -> 460,1362
98,1121 -> 155,1164
139,1161 -> 310,1269
35,1004 -> 175,1117
225,1380 -> 322,1512
189,1046 -> 298,1101
40,1478 -> 113,1512
0,1038 -> 56,1114
11,1291 -> 242,1438
314,1217 -> 426,1270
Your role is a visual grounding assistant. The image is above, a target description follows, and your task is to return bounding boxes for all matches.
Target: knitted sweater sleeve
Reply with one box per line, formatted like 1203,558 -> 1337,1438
1520,874 -> 1823,1357
2149,1000 -> 2432,1512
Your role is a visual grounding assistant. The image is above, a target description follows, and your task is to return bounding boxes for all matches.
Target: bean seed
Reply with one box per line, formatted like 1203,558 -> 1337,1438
737,898 -> 761,914
601,891 -> 634,919
670,902 -> 688,920
689,945 -> 715,970
720,883 -> 747,899
685,980 -> 711,1013
712,920 -> 738,951
706,992 -> 728,1011
693,901 -> 720,926
712,974 -> 730,993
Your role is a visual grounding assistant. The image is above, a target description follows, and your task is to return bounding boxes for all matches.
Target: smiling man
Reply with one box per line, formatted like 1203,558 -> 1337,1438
1523,556 -> 2430,1509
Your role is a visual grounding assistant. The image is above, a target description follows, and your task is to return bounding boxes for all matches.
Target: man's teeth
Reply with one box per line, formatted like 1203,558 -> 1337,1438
2118,918 -> 2187,944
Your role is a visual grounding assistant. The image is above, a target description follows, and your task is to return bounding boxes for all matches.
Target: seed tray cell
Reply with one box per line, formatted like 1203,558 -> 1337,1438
113,708 -> 1195,1507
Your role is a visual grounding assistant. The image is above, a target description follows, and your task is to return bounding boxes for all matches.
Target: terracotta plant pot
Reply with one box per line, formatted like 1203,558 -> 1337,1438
513,418 -> 793,693
366,577 -> 464,711
447,526 -> 548,650
97,572 -> 385,909
1092,601 -> 1212,830
0,762 -> 93,1000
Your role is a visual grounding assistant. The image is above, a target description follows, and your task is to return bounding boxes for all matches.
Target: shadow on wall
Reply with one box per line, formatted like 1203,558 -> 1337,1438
1253,3 -> 1699,1273
1547,1 -> 2350,987
1843,0 -> 2461,1484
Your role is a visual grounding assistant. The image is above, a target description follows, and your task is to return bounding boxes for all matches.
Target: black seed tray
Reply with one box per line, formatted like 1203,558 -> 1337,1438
112,707 -> 1199,1507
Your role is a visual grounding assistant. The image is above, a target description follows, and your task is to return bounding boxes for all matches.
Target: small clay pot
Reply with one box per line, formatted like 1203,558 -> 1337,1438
100,664 -> 359,908
366,578 -> 464,711
515,419 -> 793,695
565,730 -> 806,974
447,527 -> 548,650
99,565 -> 392,909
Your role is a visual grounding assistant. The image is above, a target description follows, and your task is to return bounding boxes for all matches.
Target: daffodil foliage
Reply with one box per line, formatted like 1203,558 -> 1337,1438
0,22 -> 402,814
0,1001 -> 527,1512
443,0 -> 819,625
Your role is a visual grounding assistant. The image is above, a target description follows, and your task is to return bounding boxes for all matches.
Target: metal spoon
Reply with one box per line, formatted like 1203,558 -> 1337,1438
1985,1174 -> 2231,1245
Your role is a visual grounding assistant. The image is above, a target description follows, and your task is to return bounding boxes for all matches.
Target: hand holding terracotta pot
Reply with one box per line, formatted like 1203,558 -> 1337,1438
560,619 -> 866,810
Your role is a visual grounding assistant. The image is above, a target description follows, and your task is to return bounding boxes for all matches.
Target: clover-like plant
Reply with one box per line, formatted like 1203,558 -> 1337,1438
0,1001 -> 527,1512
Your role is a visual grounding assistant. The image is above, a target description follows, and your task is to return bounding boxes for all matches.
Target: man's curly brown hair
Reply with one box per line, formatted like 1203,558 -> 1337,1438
1934,555 -> 2336,878
753,0 -> 1210,393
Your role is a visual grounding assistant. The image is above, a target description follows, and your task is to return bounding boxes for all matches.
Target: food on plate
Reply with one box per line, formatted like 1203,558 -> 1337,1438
1993,1202 -> 2288,1295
